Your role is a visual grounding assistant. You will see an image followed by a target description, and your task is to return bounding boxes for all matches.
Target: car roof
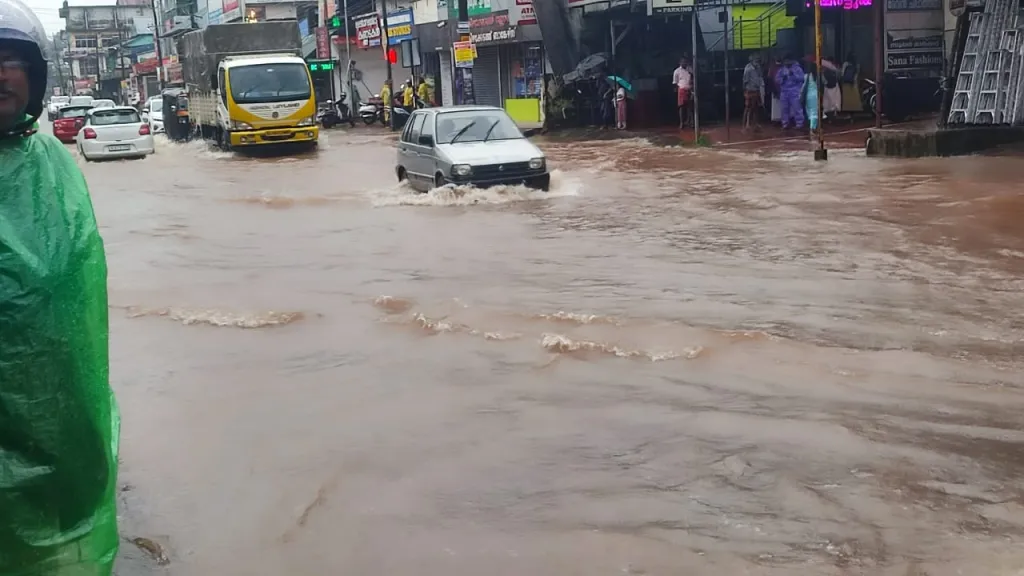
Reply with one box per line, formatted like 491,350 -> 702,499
432,105 -> 504,114
89,106 -> 138,114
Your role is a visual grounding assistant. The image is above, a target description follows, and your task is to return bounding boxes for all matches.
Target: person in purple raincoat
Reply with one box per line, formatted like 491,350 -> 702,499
774,54 -> 805,130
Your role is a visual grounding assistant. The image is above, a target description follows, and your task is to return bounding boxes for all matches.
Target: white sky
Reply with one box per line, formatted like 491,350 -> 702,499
27,0 -> 119,36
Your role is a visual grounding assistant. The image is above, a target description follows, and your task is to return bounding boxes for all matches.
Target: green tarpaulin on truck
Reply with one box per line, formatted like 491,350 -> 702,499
0,128 -> 120,575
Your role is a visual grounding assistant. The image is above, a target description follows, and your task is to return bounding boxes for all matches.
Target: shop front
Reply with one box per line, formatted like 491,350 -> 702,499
467,9 -> 545,125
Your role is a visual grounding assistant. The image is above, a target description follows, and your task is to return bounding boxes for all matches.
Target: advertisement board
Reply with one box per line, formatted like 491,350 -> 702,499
222,0 -> 240,22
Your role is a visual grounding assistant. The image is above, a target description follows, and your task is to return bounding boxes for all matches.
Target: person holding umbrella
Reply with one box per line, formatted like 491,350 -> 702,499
607,75 -> 631,130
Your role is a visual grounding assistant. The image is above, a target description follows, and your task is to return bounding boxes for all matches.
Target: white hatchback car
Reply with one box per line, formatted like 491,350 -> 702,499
76,107 -> 155,161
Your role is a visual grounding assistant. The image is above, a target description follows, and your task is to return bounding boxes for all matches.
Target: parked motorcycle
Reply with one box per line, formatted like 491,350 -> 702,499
358,94 -> 385,125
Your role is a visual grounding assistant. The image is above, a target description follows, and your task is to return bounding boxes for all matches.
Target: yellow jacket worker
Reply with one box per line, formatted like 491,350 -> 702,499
417,79 -> 431,107
403,81 -> 414,109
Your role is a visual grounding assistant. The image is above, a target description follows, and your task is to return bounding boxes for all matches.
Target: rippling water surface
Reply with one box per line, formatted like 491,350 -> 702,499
65,125 -> 1024,575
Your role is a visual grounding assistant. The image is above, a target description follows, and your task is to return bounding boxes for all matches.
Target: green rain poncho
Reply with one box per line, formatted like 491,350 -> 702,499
0,126 -> 120,575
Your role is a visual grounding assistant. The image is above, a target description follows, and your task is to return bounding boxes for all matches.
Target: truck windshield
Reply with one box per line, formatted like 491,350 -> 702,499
228,63 -> 311,104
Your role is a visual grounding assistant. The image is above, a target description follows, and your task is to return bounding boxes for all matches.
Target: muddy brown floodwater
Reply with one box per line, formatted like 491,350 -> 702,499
66,125 -> 1024,575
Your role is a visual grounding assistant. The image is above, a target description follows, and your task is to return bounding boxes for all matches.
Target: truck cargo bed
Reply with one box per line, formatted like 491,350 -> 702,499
178,21 -> 301,92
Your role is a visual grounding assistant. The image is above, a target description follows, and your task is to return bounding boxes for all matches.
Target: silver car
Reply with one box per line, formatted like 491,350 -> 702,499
395,105 -> 549,192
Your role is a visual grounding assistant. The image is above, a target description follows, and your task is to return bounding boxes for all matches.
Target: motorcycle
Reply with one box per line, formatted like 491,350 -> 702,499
861,78 -> 877,115
318,93 -> 356,128
358,94 -> 386,125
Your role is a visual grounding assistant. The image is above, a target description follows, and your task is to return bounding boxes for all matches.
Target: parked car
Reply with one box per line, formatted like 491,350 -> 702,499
92,99 -> 116,109
47,96 -> 70,120
52,104 -> 92,143
395,106 -> 549,192
76,107 -> 155,161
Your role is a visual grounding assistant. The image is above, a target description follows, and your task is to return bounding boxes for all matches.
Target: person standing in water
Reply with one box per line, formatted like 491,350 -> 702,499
774,54 -> 805,130
742,53 -> 764,131
672,56 -> 693,129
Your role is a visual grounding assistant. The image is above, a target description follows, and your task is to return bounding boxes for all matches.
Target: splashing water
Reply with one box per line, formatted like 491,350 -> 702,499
371,170 -> 582,207
123,306 -> 305,329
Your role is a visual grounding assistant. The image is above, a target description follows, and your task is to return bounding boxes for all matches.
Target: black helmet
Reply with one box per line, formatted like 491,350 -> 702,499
0,0 -> 48,135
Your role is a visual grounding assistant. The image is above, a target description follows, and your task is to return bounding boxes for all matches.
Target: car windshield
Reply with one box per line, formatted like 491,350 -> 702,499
91,109 -> 141,125
93,100 -> 115,108
69,97 -> 93,106
52,96 -> 69,104
149,99 -> 163,114
435,110 -> 523,144
58,106 -> 90,119
229,63 -> 311,104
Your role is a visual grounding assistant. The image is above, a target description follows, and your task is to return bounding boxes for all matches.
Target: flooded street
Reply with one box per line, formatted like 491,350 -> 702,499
65,124 -> 1024,575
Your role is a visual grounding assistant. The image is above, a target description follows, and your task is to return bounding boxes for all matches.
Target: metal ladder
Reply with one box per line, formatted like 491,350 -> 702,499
948,0 -> 1017,124
995,28 -> 1018,123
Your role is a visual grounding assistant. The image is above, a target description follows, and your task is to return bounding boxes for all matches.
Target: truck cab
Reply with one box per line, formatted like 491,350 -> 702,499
208,54 -> 319,148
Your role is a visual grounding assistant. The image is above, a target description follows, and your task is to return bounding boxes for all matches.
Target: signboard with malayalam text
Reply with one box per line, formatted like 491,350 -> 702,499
354,13 -> 381,48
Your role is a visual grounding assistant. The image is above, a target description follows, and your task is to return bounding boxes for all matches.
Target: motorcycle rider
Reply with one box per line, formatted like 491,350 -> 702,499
0,0 -> 120,573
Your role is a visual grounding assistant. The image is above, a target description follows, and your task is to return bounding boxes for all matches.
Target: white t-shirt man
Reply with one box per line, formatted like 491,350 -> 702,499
673,65 -> 693,91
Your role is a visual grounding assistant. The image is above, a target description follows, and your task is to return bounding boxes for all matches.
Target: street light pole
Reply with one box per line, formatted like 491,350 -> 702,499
813,0 -> 827,161
457,0 -> 474,105
343,0 -> 353,109
380,0 -> 394,129
150,0 -> 165,91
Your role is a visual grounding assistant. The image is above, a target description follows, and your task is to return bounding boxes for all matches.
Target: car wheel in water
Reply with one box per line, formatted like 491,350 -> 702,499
397,167 -> 407,182
434,173 -> 446,189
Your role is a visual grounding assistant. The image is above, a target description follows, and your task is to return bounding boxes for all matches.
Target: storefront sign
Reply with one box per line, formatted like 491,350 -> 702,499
886,0 -> 940,10
886,50 -> 943,70
453,41 -> 475,68
649,0 -> 695,14
515,0 -> 536,25
468,9 -> 517,45
355,13 -> 381,48
887,31 -> 943,50
469,10 -> 511,30
385,8 -> 414,46
819,0 -> 872,9
316,27 -> 330,59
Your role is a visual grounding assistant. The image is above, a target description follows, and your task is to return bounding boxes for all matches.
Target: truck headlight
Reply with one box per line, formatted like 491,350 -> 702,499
529,157 -> 545,170
231,120 -> 253,130
452,164 -> 472,177
298,115 -> 316,126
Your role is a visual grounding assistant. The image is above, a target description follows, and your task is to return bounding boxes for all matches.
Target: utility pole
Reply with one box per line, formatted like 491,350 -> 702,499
691,10 -> 699,142
457,0 -> 473,104
873,0 -> 883,128
150,0 -> 166,91
813,0 -> 827,160
343,0 -> 353,111
379,0 -> 394,129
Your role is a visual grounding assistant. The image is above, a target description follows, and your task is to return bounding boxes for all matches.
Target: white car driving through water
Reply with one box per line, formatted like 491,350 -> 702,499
395,106 -> 549,192
75,106 -> 155,161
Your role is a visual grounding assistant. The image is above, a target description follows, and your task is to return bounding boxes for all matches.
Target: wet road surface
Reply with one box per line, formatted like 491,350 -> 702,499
54,122 -> 1024,575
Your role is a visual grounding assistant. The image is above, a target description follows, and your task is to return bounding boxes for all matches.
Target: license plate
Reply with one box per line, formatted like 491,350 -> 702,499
265,130 -> 292,137
107,145 -> 130,152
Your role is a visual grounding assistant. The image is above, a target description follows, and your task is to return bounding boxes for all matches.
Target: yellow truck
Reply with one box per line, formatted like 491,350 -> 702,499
178,22 -> 319,151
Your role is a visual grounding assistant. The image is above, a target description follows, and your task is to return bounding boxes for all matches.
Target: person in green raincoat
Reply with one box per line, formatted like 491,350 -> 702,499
0,0 -> 120,574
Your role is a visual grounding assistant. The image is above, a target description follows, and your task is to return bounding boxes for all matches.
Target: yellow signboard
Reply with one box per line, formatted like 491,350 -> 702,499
453,41 -> 476,67
387,24 -> 412,38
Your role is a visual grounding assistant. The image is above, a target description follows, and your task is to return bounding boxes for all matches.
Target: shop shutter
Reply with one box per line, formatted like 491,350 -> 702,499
473,46 -> 501,107
439,51 -> 454,107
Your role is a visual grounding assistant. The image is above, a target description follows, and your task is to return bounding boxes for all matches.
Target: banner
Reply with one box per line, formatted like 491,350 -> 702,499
650,0 -> 695,14
316,26 -> 330,59
222,0 -> 240,21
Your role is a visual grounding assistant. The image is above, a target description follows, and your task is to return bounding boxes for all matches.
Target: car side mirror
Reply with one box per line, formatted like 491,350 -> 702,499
418,134 -> 433,146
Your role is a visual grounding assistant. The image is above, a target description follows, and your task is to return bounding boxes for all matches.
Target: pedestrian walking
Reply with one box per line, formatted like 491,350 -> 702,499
774,54 -> 805,130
